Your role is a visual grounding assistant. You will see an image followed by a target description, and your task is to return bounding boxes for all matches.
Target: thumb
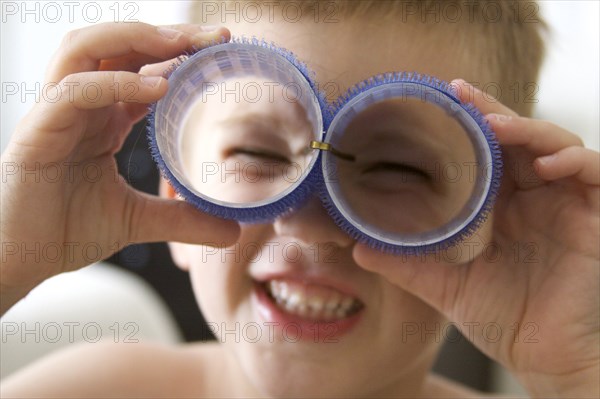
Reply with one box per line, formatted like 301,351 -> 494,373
352,243 -> 469,318
127,190 -> 240,247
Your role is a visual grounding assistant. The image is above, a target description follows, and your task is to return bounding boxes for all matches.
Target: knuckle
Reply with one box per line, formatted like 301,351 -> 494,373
125,190 -> 146,244
112,71 -> 129,84
572,134 -> 585,147
54,73 -> 81,104
127,28 -> 145,45
138,64 -> 152,75
126,21 -> 153,42
111,72 -> 127,100
536,119 -> 552,130
60,29 -> 81,48
59,73 -> 79,88
564,145 -> 583,156
133,21 -> 154,32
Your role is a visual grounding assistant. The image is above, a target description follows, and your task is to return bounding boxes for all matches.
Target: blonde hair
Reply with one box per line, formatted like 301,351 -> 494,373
191,0 -> 547,116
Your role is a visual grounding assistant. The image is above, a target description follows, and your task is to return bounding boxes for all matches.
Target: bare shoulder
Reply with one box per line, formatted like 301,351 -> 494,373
1,343 -> 524,398
0,339 -> 222,398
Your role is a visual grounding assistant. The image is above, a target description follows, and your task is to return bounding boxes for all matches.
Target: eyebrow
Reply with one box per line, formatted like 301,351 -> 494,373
219,111 -> 315,157
339,98 -> 466,159
221,113 -> 282,134
340,120 -> 453,164
362,136 -> 450,170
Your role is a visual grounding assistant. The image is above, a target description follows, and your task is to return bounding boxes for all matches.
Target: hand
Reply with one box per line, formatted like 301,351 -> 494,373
352,80 -> 599,397
0,22 -> 240,314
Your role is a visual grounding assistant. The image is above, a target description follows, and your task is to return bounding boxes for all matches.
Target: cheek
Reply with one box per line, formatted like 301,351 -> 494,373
377,278 -> 444,325
185,245 -> 248,324
184,225 -> 273,322
374,280 -> 447,357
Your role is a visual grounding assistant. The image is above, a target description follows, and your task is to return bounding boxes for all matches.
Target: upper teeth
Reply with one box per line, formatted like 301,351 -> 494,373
266,279 -> 361,321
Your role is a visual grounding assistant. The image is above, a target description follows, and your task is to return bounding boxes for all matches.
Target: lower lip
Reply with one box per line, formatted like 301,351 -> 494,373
251,282 -> 363,342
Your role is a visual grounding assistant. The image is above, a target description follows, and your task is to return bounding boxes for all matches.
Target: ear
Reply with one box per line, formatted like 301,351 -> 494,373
159,177 -> 191,271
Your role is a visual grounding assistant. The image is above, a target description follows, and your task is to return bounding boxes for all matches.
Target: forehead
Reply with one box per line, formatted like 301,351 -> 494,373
226,17 -> 480,99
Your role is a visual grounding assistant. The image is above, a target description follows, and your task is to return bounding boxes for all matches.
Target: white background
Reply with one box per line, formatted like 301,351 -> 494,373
1,1 -> 599,152
1,1 -> 190,151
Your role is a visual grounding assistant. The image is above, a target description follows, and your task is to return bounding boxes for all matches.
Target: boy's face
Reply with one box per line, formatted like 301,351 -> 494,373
168,16 -> 491,397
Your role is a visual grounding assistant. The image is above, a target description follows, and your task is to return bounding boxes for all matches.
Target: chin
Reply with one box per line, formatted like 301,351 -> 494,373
236,345 -> 364,398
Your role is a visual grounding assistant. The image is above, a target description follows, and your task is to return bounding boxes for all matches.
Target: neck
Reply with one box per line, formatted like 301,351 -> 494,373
214,343 -> 438,398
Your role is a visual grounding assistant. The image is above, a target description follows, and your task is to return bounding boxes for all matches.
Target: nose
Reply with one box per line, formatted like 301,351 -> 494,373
273,196 -> 354,248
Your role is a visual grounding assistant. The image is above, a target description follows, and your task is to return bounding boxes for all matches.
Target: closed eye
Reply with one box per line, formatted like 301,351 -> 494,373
227,147 -> 290,163
362,162 -> 431,181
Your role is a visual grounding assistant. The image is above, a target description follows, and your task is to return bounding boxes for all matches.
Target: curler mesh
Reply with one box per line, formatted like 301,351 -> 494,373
148,38 -> 327,223
320,73 -> 502,254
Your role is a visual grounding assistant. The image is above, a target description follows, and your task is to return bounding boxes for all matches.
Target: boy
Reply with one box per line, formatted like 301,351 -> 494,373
1,1 -> 598,397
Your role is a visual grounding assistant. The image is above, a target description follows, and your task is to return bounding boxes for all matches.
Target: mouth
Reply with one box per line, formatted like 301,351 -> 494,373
252,277 -> 365,340
263,279 -> 363,321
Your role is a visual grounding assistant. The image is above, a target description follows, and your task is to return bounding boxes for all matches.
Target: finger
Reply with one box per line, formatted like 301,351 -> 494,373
451,79 -> 519,117
98,23 -> 219,72
128,190 -> 241,247
99,53 -> 163,73
55,100 -> 151,163
535,146 -> 600,185
57,71 -> 167,110
91,102 -> 151,156
352,243 -> 469,318
486,114 -> 584,155
46,22 -> 229,82
123,102 -> 153,125
500,146 -> 546,191
139,56 -> 188,77
19,71 -> 166,160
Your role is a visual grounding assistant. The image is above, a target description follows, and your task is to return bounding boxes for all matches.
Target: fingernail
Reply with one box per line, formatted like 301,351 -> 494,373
199,25 -> 219,32
486,113 -> 512,122
141,76 -> 163,88
157,27 -> 182,40
537,154 -> 557,166
460,79 -> 476,89
459,80 -> 483,94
